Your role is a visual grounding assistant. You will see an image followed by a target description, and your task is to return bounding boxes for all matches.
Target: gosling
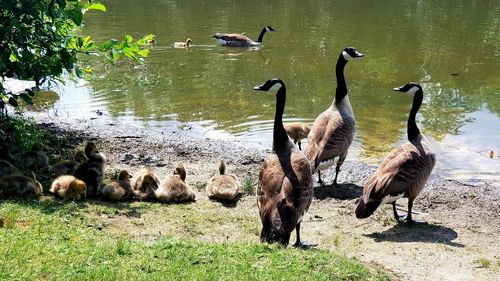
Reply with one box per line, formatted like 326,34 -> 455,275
285,122 -> 311,151
156,164 -> 195,203
0,172 -> 43,198
206,160 -> 241,201
101,170 -> 133,201
50,175 -> 87,200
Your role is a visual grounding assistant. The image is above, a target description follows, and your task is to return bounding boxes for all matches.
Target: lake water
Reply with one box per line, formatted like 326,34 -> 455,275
22,0 -> 500,185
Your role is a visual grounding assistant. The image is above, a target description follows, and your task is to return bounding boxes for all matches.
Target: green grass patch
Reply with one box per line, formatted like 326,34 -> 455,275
241,176 -> 257,195
0,199 -> 392,280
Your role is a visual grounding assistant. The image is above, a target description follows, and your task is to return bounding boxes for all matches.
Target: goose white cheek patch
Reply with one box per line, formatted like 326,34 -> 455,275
406,86 -> 419,95
268,83 -> 283,92
342,50 -> 354,60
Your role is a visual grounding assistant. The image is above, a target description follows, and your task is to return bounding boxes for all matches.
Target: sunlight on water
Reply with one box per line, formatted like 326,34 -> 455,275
16,0 -> 500,185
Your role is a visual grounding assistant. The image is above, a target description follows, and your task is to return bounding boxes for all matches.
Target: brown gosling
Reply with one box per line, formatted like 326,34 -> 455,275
11,142 -> 49,172
0,159 -> 23,177
50,175 -> 87,200
284,122 -> 311,151
206,160 -> 241,201
305,47 -> 364,185
73,142 -> 106,198
253,79 -> 314,248
174,38 -> 192,48
156,164 -> 195,203
131,168 -> 160,201
0,171 -> 43,198
355,83 -> 435,224
101,170 -> 133,201
50,150 -> 87,177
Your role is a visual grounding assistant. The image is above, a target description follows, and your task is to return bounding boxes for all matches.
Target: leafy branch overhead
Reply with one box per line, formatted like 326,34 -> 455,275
0,0 -> 154,111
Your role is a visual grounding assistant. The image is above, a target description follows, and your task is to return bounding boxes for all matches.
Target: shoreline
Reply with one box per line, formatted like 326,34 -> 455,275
20,111 -> 500,280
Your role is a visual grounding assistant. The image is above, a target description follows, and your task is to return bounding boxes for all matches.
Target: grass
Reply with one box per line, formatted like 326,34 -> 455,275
241,176 -> 257,195
0,199 -> 392,281
475,258 -> 492,268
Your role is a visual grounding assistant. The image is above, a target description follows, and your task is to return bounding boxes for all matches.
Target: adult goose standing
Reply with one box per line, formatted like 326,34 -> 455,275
304,47 -> 364,185
355,83 -> 436,224
212,26 -> 274,47
254,78 -> 314,247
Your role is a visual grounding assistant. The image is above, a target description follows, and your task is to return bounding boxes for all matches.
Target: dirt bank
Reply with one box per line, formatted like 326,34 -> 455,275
27,112 -> 500,281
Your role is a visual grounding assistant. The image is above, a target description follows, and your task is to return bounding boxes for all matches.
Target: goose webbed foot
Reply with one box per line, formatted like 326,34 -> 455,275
405,218 -> 427,225
293,241 -> 317,249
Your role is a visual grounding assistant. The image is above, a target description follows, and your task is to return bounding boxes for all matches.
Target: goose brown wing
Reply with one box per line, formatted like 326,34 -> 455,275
305,109 -> 353,168
213,33 -> 251,42
363,142 -> 435,203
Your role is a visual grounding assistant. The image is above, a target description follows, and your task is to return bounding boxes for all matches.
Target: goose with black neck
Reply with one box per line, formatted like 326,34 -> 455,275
355,82 -> 436,224
305,47 -> 364,185
253,78 -> 314,247
212,26 -> 275,47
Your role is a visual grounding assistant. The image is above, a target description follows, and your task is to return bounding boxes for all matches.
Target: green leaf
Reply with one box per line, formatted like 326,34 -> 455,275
8,97 -> 18,107
86,3 -> 106,12
75,67 -> 84,78
125,35 -> 133,44
19,93 -> 33,105
71,10 -> 83,26
111,51 -> 121,62
136,49 -> 149,58
9,53 -> 18,62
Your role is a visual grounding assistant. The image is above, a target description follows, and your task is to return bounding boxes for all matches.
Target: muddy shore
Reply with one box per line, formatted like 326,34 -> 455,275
25,112 -> 500,280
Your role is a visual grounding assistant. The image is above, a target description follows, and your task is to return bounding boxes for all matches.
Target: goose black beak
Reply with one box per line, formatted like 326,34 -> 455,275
253,85 -> 265,91
355,52 -> 364,58
393,86 -> 404,92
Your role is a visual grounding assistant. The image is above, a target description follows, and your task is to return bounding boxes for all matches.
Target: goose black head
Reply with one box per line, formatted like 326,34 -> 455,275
253,78 -> 285,93
342,47 -> 364,61
393,82 -> 422,95
265,26 -> 275,32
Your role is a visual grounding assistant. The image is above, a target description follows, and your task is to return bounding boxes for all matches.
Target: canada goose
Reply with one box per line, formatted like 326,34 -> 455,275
131,168 -> 160,201
212,25 -> 275,47
206,160 -> 241,201
50,150 -> 87,177
254,79 -> 314,247
11,142 -> 49,172
73,142 -> 106,198
285,122 -> 311,151
49,175 -> 87,200
304,47 -> 364,185
174,38 -> 192,48
101,170 -> 133,201
0,171 -> 43,198
0,159 -> 22,177
355,83 -> 436,224
156,164 -> 195,203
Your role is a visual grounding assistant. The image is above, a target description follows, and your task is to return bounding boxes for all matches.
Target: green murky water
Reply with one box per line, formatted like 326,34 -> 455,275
29,0 -> 500,184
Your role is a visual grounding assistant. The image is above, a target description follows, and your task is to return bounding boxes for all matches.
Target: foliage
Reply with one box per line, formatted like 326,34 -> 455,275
0,0 -> 154,113
0,116 -> 47,155
476,258 -> 492,268
242,176 -> 257,195
0,200 -> 392,280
